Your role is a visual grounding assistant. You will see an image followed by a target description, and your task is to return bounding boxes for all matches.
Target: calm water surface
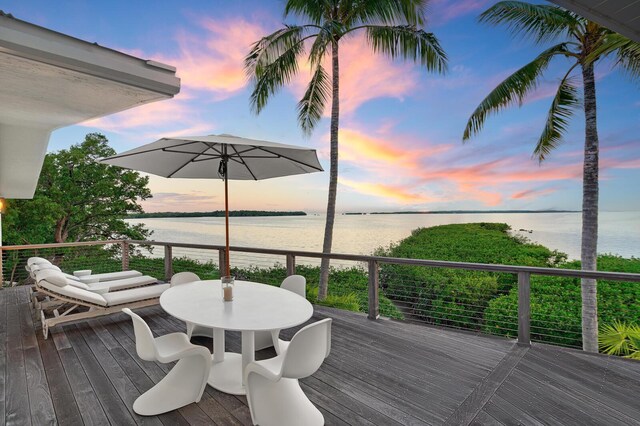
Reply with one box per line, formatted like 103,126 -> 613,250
127,212 -> 640,260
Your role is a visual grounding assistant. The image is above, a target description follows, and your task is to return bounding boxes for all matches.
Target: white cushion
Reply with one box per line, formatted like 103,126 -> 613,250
66,279 -> 91,290
94,275 -> 157,291
103,284 -> 170,306
73,269 -> 92,277
28,257 -> 51,267
30,263 -> 61,273
35,269 -> 68,287
83,270 -> 143,282
38,278 -> 107,306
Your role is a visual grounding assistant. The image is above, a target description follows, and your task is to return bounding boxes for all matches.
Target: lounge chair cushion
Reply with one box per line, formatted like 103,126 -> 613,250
78,270 -> 143,282
103,284 -> 170,306
30,263 -> 62,273
97,275 -> 156,291
37,274 -> 108,306
35,269 -> 69,287
28,257 -> 51,267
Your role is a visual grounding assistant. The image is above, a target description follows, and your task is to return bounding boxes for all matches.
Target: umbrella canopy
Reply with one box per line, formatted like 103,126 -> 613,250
100,134 -> 323,275
100,134 -> 323,180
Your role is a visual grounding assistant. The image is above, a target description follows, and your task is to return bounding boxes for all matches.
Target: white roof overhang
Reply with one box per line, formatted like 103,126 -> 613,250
0,11 -> 181,199
550,0 -> 640,42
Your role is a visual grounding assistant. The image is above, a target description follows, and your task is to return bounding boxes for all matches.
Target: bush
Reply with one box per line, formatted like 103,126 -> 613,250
484,255 -> 640,347
377,223 -> 564,330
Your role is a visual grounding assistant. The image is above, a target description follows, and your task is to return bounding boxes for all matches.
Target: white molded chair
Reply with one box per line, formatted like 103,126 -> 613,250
122,308 -> 211,416
244,318 -> 332,426
254,275 -> 306,352
170,272 -> 214,339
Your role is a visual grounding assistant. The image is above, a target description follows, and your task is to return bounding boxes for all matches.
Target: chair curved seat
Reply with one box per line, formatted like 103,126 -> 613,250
123,308 -> 211,416
245,318 -> 332,426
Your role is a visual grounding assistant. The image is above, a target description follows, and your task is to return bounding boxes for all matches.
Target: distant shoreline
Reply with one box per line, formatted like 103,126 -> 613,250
345,210 -> 579,215
128,210 -> 307,219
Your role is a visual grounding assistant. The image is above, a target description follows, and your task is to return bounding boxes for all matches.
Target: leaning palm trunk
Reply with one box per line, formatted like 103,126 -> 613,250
319,41 -> 340,300
580,61 -> 599,352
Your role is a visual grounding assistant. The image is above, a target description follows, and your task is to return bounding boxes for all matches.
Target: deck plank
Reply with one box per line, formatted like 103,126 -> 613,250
0,290 -> 8,426
5,303 -> 30,426
64,324 -> 137,425
18,301 -> 56,426
36,331 -> 82,426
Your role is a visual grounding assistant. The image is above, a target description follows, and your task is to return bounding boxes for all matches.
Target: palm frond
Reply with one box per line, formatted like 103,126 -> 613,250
480,1 -> 578,44
463,43 -> 570,141
245,26 -> 312,113
534,72 -> 580,162
343,0 -> 426,27
297,64 -> 331,134
245,25 -> 306,73
284,0 -> 330,24
309,23 -> 332,68
599,321 -> 640,356
615,37 -> 640,80
366,25 -> 447,73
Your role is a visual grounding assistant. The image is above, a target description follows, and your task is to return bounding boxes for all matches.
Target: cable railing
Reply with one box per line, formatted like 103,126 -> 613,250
2,239 -> 640,350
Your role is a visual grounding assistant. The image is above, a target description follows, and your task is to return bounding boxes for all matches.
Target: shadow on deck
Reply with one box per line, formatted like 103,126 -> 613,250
1,285 -> 639,425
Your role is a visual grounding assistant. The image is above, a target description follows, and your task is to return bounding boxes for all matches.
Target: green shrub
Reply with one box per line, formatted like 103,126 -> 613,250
377,223 -> 562,330
484,255 -> 640,347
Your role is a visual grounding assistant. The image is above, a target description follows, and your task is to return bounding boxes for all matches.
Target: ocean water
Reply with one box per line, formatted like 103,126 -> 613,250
127,211 -> 640,260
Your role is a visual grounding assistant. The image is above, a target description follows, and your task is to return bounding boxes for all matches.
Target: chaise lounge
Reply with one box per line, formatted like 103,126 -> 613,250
34,269 -> 170,339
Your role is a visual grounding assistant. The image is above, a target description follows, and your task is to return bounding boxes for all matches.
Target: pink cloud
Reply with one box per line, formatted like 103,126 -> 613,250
429,0 -> 492,24
81,94 -> 215,140
166,17 -> 267,98
291,33 -> 419,116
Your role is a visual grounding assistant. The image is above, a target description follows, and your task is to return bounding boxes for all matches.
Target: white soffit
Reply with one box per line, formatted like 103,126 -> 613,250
550,0 -> 640,42
0,11 -> 181,199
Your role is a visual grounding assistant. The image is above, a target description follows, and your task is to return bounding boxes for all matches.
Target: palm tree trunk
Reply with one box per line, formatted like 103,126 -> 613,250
318,40 -> 340,301
580,61 -> 599,353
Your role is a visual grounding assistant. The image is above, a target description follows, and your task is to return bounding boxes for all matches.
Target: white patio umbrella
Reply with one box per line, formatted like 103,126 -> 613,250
100,134 -> 323,275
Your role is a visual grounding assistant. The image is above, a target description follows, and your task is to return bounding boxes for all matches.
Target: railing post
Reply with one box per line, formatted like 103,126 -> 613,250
218,249 -> 227,277
121,241 -> 130,271
518,271 -> 531,346
164,245 -> 173,281
286,254 -> 296,276
368,260 -> 380,320
0,247 -> 4,285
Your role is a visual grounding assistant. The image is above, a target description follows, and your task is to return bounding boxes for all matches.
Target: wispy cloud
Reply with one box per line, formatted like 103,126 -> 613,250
429,0 -> 492,24
291,33 -> 420,116
339,177 -> 434,204
140,191 -> 218,212
512,187 -> 559,200
167,17 -> 267,98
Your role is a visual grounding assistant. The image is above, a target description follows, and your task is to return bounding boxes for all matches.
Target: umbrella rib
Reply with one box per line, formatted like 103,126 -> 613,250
230,144 -> 258,180
162,148 -> 221,157
256,147 -> 324,171
102,139 -> 203,160
166,144 -> 213,178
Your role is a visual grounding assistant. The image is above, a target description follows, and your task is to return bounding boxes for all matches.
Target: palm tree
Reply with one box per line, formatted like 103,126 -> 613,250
463,1 -> 640,352
245,0 -> 447,300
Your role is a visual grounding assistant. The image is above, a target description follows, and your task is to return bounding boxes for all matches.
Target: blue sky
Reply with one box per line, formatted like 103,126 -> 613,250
5,0 -> 640,212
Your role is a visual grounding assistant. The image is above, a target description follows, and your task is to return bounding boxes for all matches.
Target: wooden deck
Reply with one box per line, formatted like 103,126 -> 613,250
1,285 -> 640,426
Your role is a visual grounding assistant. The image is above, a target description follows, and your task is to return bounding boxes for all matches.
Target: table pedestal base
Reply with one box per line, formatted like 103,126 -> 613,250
208,353 -> 246,395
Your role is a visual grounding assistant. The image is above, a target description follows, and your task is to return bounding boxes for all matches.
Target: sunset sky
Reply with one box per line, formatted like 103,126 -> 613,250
7,0 -> 640,213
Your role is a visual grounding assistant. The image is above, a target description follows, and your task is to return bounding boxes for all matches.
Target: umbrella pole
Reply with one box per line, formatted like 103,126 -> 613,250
224,163 -> 231,277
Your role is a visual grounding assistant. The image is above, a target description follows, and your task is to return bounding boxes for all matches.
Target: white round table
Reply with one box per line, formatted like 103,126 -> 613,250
160,279 -> 313,395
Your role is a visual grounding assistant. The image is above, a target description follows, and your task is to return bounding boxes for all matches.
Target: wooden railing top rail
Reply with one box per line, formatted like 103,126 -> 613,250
3,238 -> 640,283
0,240 -> 125,251
126,239 -> 640,283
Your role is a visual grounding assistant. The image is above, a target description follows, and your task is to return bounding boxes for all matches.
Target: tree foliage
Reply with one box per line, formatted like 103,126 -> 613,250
2,133 -> 152,245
